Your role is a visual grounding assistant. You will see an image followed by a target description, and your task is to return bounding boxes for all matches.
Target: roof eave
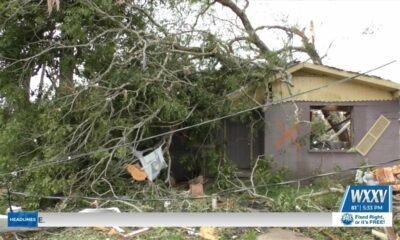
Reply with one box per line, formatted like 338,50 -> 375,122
289,63 -> 400,92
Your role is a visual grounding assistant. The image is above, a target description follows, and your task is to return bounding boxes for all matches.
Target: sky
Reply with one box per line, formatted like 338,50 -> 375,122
242,0 -> 400,83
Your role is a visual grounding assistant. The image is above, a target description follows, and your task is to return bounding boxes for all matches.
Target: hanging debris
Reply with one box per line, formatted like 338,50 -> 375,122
132,146 -> 168,181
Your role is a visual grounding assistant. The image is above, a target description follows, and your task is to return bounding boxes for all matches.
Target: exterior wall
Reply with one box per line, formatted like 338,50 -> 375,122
264,100 -> 400,177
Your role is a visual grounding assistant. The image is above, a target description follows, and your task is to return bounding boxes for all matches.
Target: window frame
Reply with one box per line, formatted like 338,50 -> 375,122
309,105 -> 354,153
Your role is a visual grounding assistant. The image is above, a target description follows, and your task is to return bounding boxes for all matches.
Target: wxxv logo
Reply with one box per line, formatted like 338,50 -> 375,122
340,185 -> 391,212
351,188 -> 388,204
332,185 -> 392,227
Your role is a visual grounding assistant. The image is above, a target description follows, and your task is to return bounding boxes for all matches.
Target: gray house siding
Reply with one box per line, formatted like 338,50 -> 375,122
264,100 -> 400,177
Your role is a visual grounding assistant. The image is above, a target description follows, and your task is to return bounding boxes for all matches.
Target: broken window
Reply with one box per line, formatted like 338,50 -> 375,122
310,106 -> 353,151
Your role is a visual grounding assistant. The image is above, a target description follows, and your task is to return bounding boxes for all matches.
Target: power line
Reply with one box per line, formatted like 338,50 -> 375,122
7,157 -> 400,203
0,60 -> 396,177
219,158 -> 400,195
9,191 -> 212,202
132,60 -> 397,144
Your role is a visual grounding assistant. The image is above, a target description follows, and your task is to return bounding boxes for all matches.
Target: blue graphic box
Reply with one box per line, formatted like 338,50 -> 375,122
8,211 -> 38,228
340,185 -> 392,213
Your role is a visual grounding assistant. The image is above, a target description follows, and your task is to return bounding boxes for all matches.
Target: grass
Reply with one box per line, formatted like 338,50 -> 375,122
30,228 -> 119,240
19,226 -> 378,240
2,177 -> 398,239
24,227 -> 261,240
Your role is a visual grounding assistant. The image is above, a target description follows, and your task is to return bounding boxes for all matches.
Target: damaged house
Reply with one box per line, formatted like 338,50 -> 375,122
227,63 -> 400,177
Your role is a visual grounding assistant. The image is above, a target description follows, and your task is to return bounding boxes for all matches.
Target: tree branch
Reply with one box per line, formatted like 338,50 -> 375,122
216,0 -> 270,55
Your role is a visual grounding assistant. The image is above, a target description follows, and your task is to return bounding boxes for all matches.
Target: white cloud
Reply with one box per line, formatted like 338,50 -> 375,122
245,0 -> 400,82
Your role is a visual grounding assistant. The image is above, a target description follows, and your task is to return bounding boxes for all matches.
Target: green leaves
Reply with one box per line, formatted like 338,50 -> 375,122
0,0 -> 287,210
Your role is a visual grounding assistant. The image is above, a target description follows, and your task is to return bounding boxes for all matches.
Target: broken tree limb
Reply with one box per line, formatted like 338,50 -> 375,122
250,155 -> 261,195
163,133 -> 174,187
248,154 -> 275,203
321,110 -> 350,143
113,200 -> 143,212
215,0 -> 270,55
124,227 -> 151,238
394,206 -> 400,213
328,121 -> 351,141
372,229 -> 388,240
295,187 -> 344,201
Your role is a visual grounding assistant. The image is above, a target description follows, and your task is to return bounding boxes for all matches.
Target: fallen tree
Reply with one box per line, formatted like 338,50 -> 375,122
0,0 -> 323,207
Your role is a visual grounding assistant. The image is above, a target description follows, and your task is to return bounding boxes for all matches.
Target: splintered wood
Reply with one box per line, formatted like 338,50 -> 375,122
127,164 -> 147,181
373,165 -> 400,240
374,165 -> 400,191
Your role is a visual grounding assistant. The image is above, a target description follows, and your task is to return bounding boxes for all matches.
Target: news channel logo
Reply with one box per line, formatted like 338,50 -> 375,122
341,213 -> 354,225
335,185 -> 392,227
340,185 -> 392,213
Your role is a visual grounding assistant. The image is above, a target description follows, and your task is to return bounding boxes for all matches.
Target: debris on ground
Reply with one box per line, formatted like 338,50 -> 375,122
374,165 -> 400,190
355,170 -> 379,185
89,200 -> 99,208
79,207 -> 121,213
127,163 -> 147,181
184,227 -> 198,236
199,227 -> 219,240
123,227 -> 151,238
295,187 -> 344,200
219,198 -> 237,210
256,228 -> 312,240
94,226 -> 122,236
81,207 -> 125,235
94,226 -> 124,235
3,177 -> 391,239
371,229 -> 389,240
94,227 -> 152,238
211,194 -> 218,210
363,172 -> 379,185
355,170 -> 364,183
6,206 -> 23,213
190,182 -> 204,195
189,175 -> 205,195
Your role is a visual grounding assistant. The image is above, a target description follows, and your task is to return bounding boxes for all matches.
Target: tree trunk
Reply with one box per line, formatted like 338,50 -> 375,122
322,110 -> 350,142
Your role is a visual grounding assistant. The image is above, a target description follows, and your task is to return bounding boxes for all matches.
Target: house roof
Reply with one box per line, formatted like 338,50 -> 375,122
287,63 -> 400,92
228,62 -> 400,104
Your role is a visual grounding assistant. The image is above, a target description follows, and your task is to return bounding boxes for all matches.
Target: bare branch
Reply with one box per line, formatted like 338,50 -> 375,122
216,0 -> 270,55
